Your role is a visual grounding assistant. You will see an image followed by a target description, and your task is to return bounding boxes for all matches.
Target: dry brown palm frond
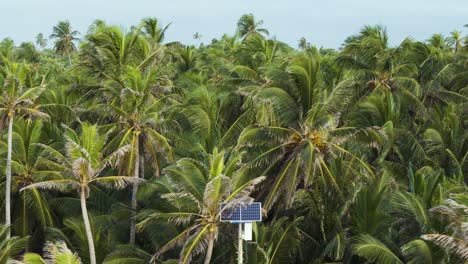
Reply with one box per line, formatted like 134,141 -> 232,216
92,176 -> 142,190
421,234 -> 468,261
20,179 -> 80,192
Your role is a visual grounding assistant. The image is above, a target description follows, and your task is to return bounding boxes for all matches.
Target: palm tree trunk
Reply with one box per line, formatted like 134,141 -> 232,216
23,191 -> 29,252
80,188 -> 96,264
204,233 -> 215,264
5,116 -> 13,239
129,136 -> 140,244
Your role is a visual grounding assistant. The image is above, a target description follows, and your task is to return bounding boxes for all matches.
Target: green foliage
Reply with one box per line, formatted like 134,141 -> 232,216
0,14 -> 467,264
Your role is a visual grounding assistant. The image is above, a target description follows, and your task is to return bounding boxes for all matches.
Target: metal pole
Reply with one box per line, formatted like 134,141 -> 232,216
238,223 -> 243,264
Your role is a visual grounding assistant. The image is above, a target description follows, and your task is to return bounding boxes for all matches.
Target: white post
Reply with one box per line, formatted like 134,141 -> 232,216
238,223 -> 243,264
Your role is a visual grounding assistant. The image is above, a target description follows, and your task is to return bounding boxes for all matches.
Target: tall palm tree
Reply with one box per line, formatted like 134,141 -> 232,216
0,61 -> 47,239
0,120 -> 54,249
49,21 -> 79,63
97,67 -> 174,244
137,149 -> 264,264
21,123 -> 138,264
236,14 -> 269,39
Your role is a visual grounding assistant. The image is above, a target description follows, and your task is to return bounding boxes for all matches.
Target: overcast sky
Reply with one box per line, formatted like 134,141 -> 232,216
2,0 -> 467,49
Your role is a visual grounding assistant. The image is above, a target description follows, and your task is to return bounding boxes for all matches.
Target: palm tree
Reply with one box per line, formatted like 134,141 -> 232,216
35,33 -> 47,49
298,37 -> 310,50
193,32 -> 202,40
79,23 -> 171,107
96,67 -> 174,244
0,120 -> 54,248
21,123 -> 139,264
236,14 -> 269,39
49,21 -> 79,63
137,148 -> 264,264
253,216 -> 303,264
447,31 -> 463,56
338,26 -> 423,107
80,25 -> 148,79
142,18 -> 171,45
20,240 -> 81,264
0,225 -> 28,263
0,61 -> 47,239
421,196 -> 468,262
238,51 -> 380,210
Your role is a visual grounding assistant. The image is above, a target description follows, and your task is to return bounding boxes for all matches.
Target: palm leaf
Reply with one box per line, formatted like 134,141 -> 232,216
352,234 -> 403,264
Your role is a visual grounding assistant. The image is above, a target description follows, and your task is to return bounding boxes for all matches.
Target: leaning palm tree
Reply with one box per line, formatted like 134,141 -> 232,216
236,14 -> 269,39
21,123 -> 139,264
0,61 -> 47,239
49,21 -> 79,63
137,148 -> 264,264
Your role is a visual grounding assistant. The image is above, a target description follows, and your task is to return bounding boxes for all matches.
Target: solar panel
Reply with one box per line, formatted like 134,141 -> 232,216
220,202 -> 262,222
220,204 -> 241,221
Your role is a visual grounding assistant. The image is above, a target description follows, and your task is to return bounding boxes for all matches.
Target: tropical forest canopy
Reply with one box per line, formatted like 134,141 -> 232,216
0,14 -> 467,264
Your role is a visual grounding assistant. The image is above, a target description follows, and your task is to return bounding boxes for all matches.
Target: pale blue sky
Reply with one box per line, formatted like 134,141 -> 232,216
2,0 -> 467,49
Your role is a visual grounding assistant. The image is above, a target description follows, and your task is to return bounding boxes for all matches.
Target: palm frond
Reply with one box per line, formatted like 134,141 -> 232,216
352,234 -> 403,264
421,234 -> 468,261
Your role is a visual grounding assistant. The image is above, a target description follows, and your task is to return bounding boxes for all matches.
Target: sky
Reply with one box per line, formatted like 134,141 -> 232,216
1,0 -> 467,49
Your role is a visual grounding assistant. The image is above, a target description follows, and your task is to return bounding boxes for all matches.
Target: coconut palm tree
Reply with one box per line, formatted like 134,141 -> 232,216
20,240 -> 81,264
142,18 -> 171,46
137,148 -> 265,264
0,61 -> 48,239
0,120 -> 54,249
193,32 -> 202,40
421,195 -> 468,262
298,37 -> 310,50
95,66 -> 174,244
447,31 -> 463,56
337,26 -> 423,107
236,14 -> 269,39
21,123 -> 139,264
81,25 -> 144,78
35,33 -> 47,49
49,21 -> 79,63
0,225 -> 28,263
238,51 -> 381,210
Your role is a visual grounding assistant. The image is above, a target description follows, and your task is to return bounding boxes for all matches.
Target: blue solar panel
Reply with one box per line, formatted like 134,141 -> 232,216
220,204 -> 241,221
241,203 -> 261,221
220,202 -> 262,222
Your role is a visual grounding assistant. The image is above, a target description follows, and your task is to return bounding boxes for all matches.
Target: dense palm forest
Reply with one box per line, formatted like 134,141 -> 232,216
0,14 -> 467,264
